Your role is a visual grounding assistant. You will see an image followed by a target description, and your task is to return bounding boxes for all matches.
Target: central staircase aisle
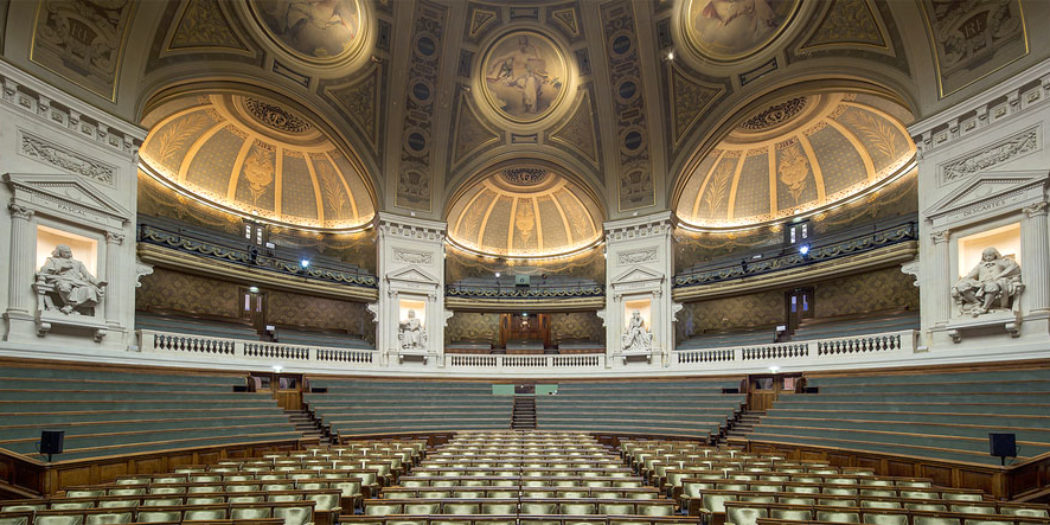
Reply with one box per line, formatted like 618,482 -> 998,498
511,396 -> 537,429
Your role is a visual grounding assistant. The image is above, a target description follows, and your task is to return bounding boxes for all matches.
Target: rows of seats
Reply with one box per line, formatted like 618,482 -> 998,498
791,309 -> 919,341
0,437 -> 420,525
135,311 -> 261,341
0,365 -> 300,462
273,326 -> 374,349
304,380 -> 513,437
677,327 -> 778,351
621,439 -> 1050,525
352,430 -> 694,525
747,368 -> 1050,465
536,380 -> 746,439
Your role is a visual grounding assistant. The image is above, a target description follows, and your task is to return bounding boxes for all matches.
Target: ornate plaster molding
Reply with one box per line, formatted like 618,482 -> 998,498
938,126 -> 1040,186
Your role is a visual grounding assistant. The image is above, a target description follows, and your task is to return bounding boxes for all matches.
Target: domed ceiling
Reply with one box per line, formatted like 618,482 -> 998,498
446,168 -> 603,258
139,93 -> 375,230
675,92 -> 916,229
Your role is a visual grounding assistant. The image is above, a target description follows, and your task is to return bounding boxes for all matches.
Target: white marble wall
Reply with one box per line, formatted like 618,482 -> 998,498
604,212 -> 675,368
0,59 -> 143,351
910,58 -> 1050,358
375,212 -> 447,367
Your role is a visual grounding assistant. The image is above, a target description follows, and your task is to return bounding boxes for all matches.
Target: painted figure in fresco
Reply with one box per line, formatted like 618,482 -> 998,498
37,245 -> 106,315
621,310 -> 653,352
952,247 -> 1023,317
257,0 -> 358,58
486,35 -> 548,115
399,309 -> 427,350
694,0 -> 781,55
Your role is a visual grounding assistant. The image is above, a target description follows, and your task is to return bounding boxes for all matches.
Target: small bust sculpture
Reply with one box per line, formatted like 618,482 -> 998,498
36,244 -> 106,315
398,309 -> 427,350
621,310 -> 653,352
952,247 -> 1024,317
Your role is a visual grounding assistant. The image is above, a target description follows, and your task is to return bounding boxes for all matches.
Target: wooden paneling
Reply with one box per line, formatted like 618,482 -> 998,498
275,390 -> 302,411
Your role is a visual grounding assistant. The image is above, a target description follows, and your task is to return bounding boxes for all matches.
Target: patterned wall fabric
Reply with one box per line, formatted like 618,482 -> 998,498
266,290 -> 375,343
135,267 -> 242,320
814,266 -> 918,318
446,312 -> 500,343
550,312 -> 604,343
678,290 -> 785,340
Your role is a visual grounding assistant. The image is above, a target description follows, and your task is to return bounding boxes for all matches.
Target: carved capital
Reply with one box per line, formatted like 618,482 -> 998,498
9,203 -> 33,220
1023,201 -> 1049,218
105,231 -> 126,245
930,230 -> 950,244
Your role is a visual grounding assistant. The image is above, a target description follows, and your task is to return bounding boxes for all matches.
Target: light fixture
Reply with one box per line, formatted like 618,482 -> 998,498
272,365 -> 283,374
665,50 -> 675,61
769,365 -> 781,373
798,244 -> 810,256
495,272 -> 501,278
248,286 -> 260,294
300,259 -> 311,268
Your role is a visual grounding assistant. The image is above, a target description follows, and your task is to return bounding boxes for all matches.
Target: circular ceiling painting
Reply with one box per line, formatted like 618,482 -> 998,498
248,0 -> 362,63
684,0 -> 801,61
481,31 -> 568,123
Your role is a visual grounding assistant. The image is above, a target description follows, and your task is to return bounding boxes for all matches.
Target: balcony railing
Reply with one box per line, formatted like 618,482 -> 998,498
674,219 -> 918,288
445,282 -> 604,299
137,328 -> 917,376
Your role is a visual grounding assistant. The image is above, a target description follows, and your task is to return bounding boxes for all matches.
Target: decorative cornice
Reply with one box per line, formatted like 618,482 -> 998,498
909,58 -> 1050,157
938,126 -> 1040,186
19,130 -> 117,185
605,212 -> 674,241
377,212 -> 446,242
0,60 -> 144,160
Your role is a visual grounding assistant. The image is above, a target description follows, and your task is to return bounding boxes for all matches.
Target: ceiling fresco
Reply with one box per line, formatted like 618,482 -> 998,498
4,0 -> 1044,237
675,92 -> 916,229
446,167 -> 604,258
139,93 -> 375,230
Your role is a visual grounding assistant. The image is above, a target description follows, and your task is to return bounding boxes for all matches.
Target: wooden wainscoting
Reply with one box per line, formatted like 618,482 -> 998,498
745,440 -> 1010,498
0,439 -> 302,497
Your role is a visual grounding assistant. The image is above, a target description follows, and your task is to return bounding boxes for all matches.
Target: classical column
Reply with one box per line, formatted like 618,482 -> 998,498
104,231 -> 125,324
929,229 -> 950,323
7,204 -> 35,316
1022,202 -> 1050,314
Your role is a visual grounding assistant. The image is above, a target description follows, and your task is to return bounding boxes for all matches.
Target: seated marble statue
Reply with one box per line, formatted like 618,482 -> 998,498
621,310 -> 652,352
952,247 -> 1023,317
36,244 -> 106,315
399,309 -> 426,350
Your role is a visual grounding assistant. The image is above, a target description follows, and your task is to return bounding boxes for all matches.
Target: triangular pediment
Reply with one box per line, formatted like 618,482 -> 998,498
926,171 -> 1048,219
610,266 -> 664,286
386,266 -> 440,286
4,173 -> 130,220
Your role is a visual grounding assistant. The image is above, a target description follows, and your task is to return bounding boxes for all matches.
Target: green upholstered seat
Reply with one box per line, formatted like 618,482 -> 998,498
273,505 -> 312,525
134,511 -> 181,523
521,502 -> 556,515
862,514 -> 908,525
725,506 -> 767,525
34,516 -> 84,525
231,506 -> 271,520
816,510 -> 860,523
912,517 -> 961,525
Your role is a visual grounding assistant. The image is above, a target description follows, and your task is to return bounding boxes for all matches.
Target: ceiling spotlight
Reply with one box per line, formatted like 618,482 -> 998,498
248,286 -> 260,294
495,272 -> 501,278
666,50 -> 675,61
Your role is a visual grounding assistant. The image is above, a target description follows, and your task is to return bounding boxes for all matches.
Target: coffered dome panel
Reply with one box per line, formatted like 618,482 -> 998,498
140,93 -> 375,230
447,168 -> 603,258
675,92 -> 915,229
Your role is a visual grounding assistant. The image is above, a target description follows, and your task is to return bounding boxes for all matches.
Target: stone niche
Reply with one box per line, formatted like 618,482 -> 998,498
4,173 -> 130,344
924,171 -> 1049,345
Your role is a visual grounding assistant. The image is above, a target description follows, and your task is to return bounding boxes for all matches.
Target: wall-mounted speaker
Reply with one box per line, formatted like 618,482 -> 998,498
989,433 -> 1017,459
40,430 -> 64,456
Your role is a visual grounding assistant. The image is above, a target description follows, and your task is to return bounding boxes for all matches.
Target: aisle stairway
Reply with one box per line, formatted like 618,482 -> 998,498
718,409 -> 764,444
286,408 -> 332,444
511,397 -> 537,429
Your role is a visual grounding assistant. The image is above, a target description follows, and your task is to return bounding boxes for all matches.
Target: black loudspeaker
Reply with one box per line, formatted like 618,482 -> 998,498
989,433 -> 1017,458
40,430 -> 64,455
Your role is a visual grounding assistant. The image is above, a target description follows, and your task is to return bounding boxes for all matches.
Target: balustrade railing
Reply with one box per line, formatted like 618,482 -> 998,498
139,328 -> 916,373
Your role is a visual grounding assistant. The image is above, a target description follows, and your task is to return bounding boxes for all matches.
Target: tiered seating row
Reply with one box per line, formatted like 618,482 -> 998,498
305,380 -> 513,436
750,368 -> 1050,465
0,366 -> 300,462
538,380 -> 745,439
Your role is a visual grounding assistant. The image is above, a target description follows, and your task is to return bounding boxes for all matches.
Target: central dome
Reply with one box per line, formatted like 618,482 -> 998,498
446,168 -> 603,258
139,93 -> 376,230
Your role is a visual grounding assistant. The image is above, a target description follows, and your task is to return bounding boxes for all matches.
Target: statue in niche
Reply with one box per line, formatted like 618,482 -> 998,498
621,310 -> 653,352
399,309 -> 427,350
36,245 -> 106,315
952,247 -> 1024,317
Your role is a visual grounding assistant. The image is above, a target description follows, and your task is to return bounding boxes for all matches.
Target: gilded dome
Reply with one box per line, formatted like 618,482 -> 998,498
446,168 -> 603,258
140,93 -> 375,230
675,92 -> 915,228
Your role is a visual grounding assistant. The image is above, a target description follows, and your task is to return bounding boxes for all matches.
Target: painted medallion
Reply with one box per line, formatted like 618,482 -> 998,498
481,31 -> 568,123
685,0 -> 800,61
